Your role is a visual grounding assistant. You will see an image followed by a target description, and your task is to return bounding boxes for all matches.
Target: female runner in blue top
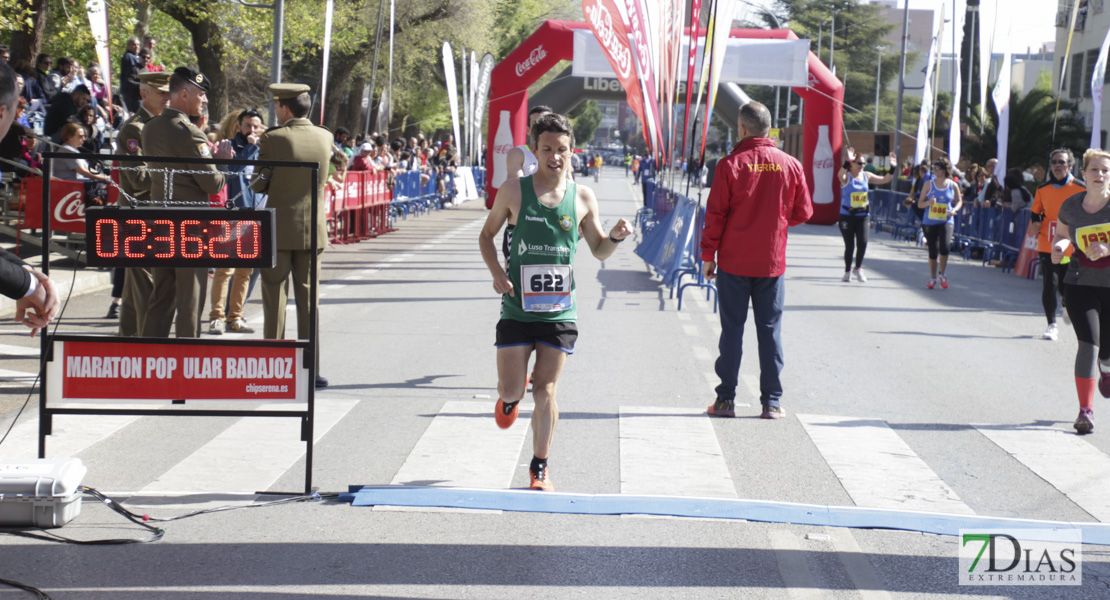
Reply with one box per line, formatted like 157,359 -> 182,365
837,148 -> 896,282
917,157 -> 963,289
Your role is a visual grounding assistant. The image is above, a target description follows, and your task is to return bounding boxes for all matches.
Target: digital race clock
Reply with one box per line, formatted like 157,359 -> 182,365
85,207 -> 276,268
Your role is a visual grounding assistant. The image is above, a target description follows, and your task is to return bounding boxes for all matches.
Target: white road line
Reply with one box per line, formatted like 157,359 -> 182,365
768,530 -> 825,600
0,368 -> 37,388
0,403 -> 164,459
975,424 -> 1110,522
142,400 -> 357,494
619,406 -> 736,497
692,346 -> 712,361
676,311 -> 691,321
387,400 -> 529,489
682,325 -> 699,337
0,344 -> 39,358
798,414 -> 973,514
827,527 -> 894,600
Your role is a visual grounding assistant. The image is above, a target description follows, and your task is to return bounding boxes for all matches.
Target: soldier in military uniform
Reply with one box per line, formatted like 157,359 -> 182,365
250,83 -> 333,388
115,71 -> 170,337
141,67 -> 232,338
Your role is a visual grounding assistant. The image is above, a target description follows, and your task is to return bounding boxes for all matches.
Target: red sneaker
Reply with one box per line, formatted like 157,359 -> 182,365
529,465 -> 554,491
494,398 -> 519,429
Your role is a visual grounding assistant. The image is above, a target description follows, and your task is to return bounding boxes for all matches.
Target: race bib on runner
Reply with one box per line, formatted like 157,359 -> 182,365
927,202 -> 948,221
521,264 -> 573,312
850,191 -> 869,209
1075,222 -> 1110,254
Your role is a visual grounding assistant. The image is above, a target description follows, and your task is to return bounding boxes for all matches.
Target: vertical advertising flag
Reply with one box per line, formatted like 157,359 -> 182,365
583,0 -> 651,149
318,0 -> 334,123
473,53 -> 495,144
915,29 -> 940,165
624,0 -> 665,160
470,51 -> 479,162
85,0 -> 112,120
461,45 -> 470,162
680,0 -> 703,159
992,14 -> 1012,180
947,0 -> 965,166
1091,26 -> 1110,149
442,42 -> 462,155
978,0 -> 995,130
700,0 -> 735,159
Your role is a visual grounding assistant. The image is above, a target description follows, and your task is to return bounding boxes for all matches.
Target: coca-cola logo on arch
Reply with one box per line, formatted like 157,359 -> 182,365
53,191 -> 86,223
515,46 -> 547,77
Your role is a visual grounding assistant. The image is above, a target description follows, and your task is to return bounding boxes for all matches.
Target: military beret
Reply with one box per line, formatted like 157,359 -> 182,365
137,71 -> 170,92
173,66 -> 210,92
269,83 -> 311,101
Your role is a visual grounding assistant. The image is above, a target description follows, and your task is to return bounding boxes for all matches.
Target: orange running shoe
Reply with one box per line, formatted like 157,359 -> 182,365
494,398 -> 519,429
530,465 -> 554,491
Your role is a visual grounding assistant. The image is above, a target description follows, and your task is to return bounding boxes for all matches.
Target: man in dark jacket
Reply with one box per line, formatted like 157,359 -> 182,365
701,101 -> 813,420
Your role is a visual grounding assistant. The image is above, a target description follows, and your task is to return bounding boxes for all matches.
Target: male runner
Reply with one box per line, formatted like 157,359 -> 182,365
479,113 -> 633,492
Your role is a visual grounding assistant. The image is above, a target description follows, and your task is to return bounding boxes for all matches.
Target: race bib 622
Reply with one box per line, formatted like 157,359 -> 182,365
521,264 -> 573,312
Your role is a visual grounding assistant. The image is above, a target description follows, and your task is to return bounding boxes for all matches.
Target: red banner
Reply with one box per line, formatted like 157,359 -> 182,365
583,0 -> 651,151
680,1 -> 702,160
623,0 -> 664,161
21,178 -> 89,233
54,340 -> 305,402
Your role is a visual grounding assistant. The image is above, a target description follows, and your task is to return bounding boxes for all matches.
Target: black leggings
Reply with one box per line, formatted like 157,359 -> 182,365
838,214 -> 870,270
111,267 -> 125,298
1065,284 -> 1110,378
1039,253 -> 1069,323
922,224 -> 950,260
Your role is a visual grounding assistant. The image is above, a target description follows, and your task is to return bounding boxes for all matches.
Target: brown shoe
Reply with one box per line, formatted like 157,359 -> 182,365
760,406 -> 786,420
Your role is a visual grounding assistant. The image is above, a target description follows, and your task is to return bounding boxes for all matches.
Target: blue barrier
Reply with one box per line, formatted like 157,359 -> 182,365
633,185 -> 717,312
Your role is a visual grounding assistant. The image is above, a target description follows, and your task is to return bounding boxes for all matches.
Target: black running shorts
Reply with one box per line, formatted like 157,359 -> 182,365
495,319 -> 578,354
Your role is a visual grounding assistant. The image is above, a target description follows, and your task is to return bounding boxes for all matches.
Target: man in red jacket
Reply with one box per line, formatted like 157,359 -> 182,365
701,102 -> 813,420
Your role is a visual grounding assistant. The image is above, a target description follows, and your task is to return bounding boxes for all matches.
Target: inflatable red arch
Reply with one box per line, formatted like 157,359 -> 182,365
484,19 -> 845,225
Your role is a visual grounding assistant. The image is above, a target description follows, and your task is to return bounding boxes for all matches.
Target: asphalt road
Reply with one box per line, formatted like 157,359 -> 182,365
1,170 -> 1108,599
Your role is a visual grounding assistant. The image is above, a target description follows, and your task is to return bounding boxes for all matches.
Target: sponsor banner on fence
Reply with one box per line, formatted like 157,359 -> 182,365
49,340 -> 307,403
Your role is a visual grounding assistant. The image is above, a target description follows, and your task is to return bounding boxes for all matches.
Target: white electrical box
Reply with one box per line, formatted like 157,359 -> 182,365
0,458 -> 86,528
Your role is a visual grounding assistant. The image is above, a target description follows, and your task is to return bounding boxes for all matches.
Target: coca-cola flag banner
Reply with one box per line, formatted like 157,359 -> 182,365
474,53 -> 494,156
583,0 -> 651,150
623,0 -> 665,160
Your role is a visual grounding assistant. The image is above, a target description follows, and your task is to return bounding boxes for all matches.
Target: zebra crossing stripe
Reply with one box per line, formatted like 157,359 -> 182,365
798,414 -> 974,514
619,406 -> 736,497
974,424 -> 1110,522
388,400 -> 530,489
0,403 -> 162,459
141,399 -> 357,494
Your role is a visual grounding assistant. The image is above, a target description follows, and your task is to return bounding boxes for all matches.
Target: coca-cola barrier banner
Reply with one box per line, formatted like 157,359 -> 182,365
582,0 -> 650,152
21,178 -> 91,233
486,21 -> 843,225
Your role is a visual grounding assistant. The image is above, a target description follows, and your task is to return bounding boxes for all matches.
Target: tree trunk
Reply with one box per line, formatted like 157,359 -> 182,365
134,1 -> 154,39
190,19 -> 227,123
9,0 -> 49,68
322,54 -> 359,131
154,0 -> 227,124
345,76 -> 366,134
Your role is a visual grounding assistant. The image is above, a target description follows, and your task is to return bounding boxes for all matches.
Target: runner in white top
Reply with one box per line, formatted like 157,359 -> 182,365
503,106 -> 552,263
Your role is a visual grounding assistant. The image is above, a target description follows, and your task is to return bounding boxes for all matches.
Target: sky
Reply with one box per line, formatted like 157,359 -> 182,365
737,0 -> 1059,56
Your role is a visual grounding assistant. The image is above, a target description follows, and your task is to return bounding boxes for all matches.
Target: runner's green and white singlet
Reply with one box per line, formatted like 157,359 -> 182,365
501,175 -> 579,323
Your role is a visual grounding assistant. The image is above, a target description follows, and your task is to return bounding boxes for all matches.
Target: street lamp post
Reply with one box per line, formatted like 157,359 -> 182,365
874,47 -> 885,132
237,0 -> 284,126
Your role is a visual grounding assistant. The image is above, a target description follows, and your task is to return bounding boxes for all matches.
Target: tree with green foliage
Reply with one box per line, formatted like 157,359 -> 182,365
568,100 -> 600,146
963,83 -> 1087,173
